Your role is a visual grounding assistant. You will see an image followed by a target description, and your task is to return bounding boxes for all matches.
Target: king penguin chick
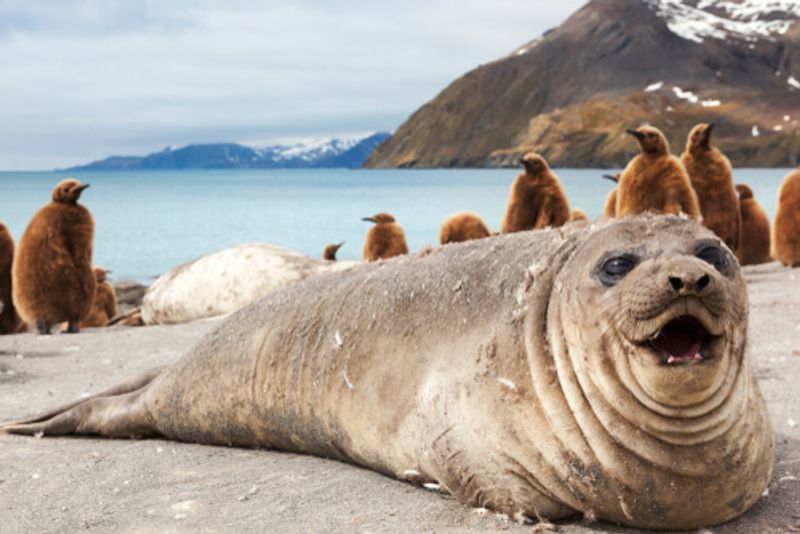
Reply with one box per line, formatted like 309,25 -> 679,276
500,153 -> 570,234
773,167 -> 800,267
439,212 -> 491,245
80,267 -> 118,328
0,222 -> 24,334
12,179 -> 95,334
323,242 -> 344,261
362,213 -> 408,261
735,184 -> 771,266
602,174 -> 619,218
616,126 -> 701,220
680,123 -> 740,251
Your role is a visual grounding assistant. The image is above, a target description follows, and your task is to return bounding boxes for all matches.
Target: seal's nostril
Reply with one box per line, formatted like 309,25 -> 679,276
697,274 -> 710,291
669,276 -> 684,291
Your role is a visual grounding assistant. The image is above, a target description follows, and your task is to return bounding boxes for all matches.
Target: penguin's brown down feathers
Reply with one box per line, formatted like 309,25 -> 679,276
773,168 -> 800,267
12,179 -> 96,330
439,212 -> 491,245
616,126 -> 701,220
322,242 -> 344,261
602,174 -> 619,218
0,223 -> 24,334
734,184 -> 771,266
80,267 -> 118,328
681,123 -> 740,251
362,213 -> 409,261
500,153 -> 570,234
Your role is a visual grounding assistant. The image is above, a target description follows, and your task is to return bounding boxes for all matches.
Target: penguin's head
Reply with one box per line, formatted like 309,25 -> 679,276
93,267 -> 108,283
52,179 -> 90,204
687,123 -> 715,152
626,126 -> 669,157
323,242 -> 344,261
362,213 -> 396,225
519,152 -> 549,174
735,183 -> 754,200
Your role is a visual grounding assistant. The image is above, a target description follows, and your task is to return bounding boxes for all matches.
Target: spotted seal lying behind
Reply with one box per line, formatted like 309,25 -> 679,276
1,216 -> 773,530
141,243 -> 357,324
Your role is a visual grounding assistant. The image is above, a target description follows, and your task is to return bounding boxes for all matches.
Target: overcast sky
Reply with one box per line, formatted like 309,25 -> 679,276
0,0 -> 586,170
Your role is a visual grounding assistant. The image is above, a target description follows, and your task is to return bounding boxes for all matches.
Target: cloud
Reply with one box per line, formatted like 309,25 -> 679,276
0,0 -> 586,169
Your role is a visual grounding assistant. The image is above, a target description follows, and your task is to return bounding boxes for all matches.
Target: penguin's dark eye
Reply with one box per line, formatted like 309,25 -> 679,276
697,246 -> 728,273
595,255 -> 639,287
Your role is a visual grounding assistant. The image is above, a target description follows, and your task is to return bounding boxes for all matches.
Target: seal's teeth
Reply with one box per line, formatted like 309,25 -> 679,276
667,356 -> 677,364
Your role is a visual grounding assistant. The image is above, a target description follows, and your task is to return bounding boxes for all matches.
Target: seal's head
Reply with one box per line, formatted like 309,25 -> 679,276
362,213 -> 396,225
519,152 -> 549,175
736,183 -> 754,200
52,179 -> 90,204
626,126 -> 669,157
561,216 -> 746,408
686,122 -> 715,153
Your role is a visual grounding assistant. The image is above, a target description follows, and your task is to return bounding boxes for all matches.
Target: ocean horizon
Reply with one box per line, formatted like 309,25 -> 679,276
0,167 -> 792,282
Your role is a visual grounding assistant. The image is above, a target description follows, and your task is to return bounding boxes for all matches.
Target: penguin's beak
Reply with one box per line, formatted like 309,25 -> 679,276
334,242 -> 345,251
602,174 -> 619,183
518,158 -> 526,165
361,217 -> 376,223
626,129 -> 645,141
75,183 -> 91,194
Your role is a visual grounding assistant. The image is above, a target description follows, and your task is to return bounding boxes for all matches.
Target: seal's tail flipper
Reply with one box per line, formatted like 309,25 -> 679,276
0,367 -> 164,438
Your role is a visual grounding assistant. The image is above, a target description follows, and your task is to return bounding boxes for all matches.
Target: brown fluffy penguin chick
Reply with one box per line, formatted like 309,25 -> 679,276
361,213 -> 408,261
0,223 -> 24,334
570,209 -> 588,222
735,184 -> 771,266
616,126 -> 701,220
323,242 -> 344,261
12,179 -> 96,334
773,168 -> 800,267
439,212 -> 491,245
681,123 -> 740,251
500,153 -> 570,234
602,174 -> 619,218
80,267 -> 118,328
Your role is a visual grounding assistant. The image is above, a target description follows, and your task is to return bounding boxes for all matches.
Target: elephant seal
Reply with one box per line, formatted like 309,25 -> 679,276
1,216 -> 773,530
617,127 -> 701,221
141,243 -> 357,325
501,153 -> 570,234
681,123 -> 741,252
13,179 -> 95,334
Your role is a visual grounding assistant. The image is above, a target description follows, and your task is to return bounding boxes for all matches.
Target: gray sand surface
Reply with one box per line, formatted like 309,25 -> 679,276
1,263 -> 799,533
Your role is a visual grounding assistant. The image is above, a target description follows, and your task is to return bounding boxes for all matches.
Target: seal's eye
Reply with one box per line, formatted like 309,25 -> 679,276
697,246 -> 728,273
596,255 -> 638,287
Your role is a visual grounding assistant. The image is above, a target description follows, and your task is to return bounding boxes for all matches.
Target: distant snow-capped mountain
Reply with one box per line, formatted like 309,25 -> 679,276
65,132 -> 391,171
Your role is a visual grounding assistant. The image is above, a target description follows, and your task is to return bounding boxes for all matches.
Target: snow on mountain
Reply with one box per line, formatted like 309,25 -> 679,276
646,0 -> 800,43
65,132 -> 391,171
259,136 -> 365,163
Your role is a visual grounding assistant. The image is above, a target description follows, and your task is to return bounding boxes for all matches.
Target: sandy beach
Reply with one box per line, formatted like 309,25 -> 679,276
1,262 -> 799,533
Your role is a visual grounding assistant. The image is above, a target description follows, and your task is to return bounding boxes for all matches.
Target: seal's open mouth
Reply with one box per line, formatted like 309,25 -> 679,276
647,315 -> 717,366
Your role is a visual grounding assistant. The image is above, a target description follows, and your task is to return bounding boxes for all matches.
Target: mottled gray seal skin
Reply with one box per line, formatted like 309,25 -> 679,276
1,216 -> 773,530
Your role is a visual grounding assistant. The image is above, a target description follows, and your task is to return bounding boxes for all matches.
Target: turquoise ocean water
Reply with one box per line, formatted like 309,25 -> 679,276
0,168 -> 792,281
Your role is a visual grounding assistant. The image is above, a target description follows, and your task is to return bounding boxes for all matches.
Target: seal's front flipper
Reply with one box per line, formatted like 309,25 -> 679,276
0,367 -> 163,438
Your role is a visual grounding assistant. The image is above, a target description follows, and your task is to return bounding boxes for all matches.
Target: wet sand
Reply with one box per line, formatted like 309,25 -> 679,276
1,262 -> 799,533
